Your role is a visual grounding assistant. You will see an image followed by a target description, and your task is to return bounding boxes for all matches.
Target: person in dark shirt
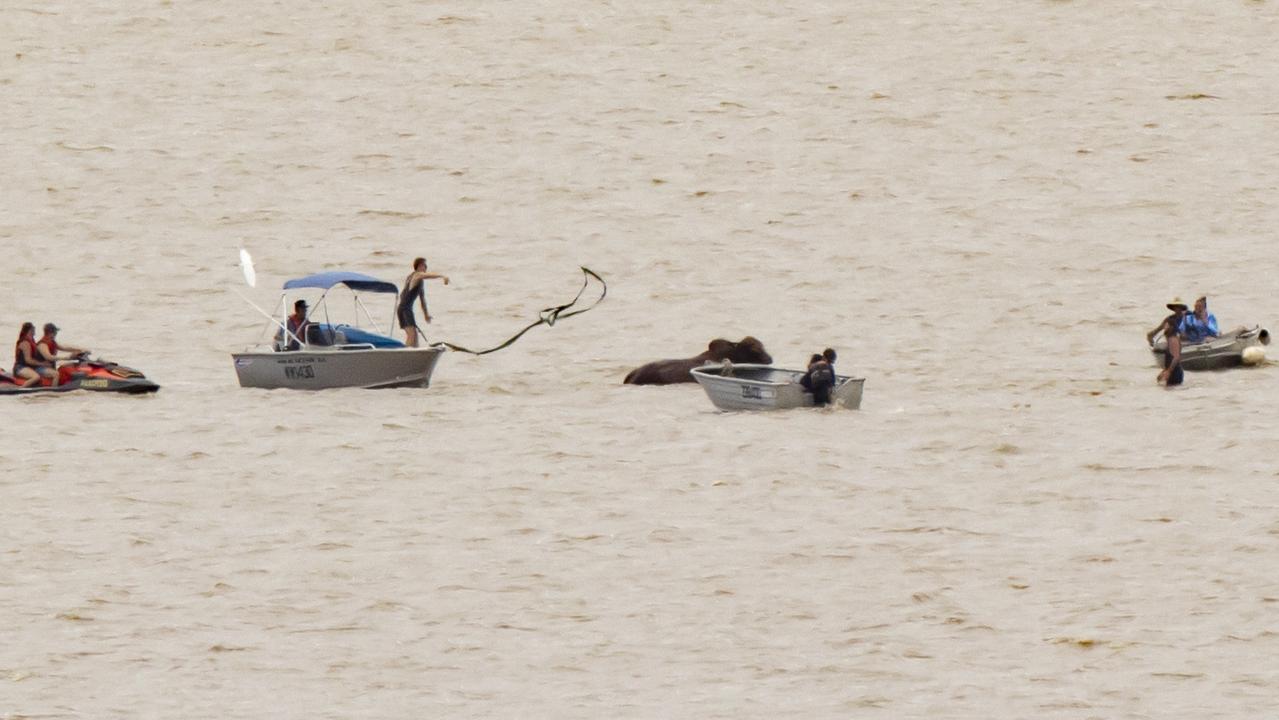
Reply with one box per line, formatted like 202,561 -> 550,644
801,350 -> 837,406
1157,317 -> 1184,387
398,257 -> 450,347
800,354 -> 822,387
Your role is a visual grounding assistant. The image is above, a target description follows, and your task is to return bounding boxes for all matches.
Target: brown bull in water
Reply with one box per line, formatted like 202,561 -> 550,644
623,337 -> 773,385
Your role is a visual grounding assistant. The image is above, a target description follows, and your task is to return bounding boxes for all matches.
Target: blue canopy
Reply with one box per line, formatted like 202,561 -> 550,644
283,271 -> 399,294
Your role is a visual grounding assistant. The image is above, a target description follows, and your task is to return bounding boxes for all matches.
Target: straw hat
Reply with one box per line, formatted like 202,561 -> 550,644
1166,297 -> 1188,311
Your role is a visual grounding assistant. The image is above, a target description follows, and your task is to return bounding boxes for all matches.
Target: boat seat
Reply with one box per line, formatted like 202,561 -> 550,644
306,324 -> 336,346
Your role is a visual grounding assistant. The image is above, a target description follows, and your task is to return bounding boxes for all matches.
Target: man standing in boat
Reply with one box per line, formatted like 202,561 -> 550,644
398,257 -> 450,347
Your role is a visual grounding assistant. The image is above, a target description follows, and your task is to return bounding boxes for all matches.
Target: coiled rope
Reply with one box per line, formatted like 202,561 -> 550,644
425,267 -> 607,356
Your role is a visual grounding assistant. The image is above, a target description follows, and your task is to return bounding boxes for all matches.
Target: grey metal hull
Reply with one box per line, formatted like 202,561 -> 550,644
1151,326 -> 1269,371
691,364 -> 865,411
231,347 -> 443,390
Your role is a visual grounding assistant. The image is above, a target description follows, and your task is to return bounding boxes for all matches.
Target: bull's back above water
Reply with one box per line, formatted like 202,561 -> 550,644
623,337 -> 772,385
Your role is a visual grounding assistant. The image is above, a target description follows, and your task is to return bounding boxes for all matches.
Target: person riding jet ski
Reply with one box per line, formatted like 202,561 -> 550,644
34,323 -> 89,387
12,322 -> 51,387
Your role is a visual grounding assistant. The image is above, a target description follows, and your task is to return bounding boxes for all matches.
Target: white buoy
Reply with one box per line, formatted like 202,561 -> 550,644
1241,346 -> 1265,365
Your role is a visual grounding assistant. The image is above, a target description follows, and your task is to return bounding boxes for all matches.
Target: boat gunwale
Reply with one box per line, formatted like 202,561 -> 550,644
690,363 -> 865,388
232,345 -> 446,358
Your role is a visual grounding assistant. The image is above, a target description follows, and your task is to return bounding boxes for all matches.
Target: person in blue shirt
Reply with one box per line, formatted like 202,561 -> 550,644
1180,296 -> 1220,344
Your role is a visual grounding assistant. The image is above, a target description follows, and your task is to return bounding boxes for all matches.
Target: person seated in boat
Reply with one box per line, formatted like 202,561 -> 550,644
34,323 -> 88,386
399,257 -> 450,348
1146,297 -> 1188,346
1180,296 -> 1220,344
13,322 -> 53,387
801,351 -> 837,406
800,349 -> 837,379
799,354 -> 821,395
1157,317 -> 1184,387
275,300 -> 310,351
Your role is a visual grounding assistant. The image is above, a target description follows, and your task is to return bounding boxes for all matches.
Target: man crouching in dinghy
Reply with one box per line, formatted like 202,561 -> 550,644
1181,297 -> 1220,343
1181,295 -> 1253,343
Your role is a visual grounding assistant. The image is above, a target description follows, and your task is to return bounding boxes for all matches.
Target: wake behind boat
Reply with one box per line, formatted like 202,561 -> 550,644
691,363 -> 865,411
232,271 -> 443,390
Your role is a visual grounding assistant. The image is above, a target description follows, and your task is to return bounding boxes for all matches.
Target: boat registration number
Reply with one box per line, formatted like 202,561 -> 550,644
740,386 -> 774,400
284,366 -> 316,380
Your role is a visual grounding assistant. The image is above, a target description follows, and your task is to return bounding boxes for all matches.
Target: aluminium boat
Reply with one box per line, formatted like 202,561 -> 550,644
691,363 -> 865,411
231,271 -> 442,390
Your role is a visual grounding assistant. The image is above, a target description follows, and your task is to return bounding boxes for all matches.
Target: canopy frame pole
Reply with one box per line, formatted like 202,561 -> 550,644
317,289 -> 333,346
246,293 -> 302,350
260,295 -> 286,346
354,295 -> 384,336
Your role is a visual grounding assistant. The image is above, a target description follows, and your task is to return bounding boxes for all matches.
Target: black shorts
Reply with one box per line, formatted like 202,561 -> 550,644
397,304 -> 416,329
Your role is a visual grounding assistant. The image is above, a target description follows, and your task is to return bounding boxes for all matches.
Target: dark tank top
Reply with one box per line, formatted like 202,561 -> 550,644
399,276 -> 424,313
13,337 -> 37,372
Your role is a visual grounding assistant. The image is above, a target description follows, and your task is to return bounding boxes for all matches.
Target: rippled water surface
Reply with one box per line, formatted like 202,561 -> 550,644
4,2 -> 1279,718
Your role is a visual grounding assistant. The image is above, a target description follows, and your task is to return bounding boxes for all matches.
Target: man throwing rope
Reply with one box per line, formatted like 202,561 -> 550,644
398,257 -> 450,347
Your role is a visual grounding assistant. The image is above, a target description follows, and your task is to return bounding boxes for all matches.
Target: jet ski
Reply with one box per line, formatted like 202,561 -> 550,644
0,354 -> 160,395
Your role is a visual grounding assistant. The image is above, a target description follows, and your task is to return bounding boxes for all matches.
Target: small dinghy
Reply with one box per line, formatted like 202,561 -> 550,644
1151,326 -> 1270,371
691,363 -> 865,411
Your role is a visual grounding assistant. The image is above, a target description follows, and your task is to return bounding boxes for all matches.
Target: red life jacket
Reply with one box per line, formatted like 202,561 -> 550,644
14,337 -> 37,366
288,313 -> 310,339
37,334 -> 59,358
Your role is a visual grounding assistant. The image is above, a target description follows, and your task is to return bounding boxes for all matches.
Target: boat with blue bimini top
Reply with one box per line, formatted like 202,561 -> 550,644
231,271 -> 443,390
690,363 -> 865,411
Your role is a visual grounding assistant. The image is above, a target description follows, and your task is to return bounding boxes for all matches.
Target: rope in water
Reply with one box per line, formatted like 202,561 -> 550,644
424,266 -> 607,356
